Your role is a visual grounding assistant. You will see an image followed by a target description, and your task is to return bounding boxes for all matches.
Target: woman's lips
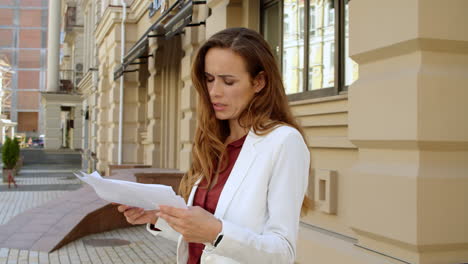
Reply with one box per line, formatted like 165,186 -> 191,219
213,103 -> 226,111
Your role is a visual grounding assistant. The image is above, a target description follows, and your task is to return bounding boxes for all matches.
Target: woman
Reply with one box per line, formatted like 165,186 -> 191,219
118,27 -> 310,264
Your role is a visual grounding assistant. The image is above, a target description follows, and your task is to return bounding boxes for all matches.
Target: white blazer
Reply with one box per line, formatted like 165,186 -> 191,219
147,125 -> 310,264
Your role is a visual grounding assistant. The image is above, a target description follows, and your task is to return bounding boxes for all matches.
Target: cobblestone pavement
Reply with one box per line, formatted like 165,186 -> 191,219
0,151 -> 177,264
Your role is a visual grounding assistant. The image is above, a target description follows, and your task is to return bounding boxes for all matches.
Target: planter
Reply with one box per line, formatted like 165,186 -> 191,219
2,168 -> 16,183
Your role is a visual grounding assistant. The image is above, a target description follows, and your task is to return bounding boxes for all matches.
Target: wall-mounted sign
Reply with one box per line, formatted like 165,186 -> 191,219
149,0 -> 169,18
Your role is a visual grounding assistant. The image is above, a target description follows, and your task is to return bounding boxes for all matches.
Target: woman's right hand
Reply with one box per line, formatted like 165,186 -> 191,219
117,204 -> 158,225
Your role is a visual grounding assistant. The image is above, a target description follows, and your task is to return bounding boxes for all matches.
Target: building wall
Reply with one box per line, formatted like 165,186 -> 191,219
0,0 -> 48,137
143,35 -> 183,169
73,0 -> 468,263
78,0 -> 100,170
298,1 -> 468,264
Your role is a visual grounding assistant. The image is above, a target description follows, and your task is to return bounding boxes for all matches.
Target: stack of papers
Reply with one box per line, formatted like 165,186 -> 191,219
74,171 -> 187,210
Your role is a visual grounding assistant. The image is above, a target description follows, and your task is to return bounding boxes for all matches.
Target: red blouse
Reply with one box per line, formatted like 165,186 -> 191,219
187,134 -> 247,264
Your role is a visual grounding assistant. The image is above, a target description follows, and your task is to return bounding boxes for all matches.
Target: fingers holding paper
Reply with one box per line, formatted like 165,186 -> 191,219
116,204 -> 158,225
158,205 -> 222,243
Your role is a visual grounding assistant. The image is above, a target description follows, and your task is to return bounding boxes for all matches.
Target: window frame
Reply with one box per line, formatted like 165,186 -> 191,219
261,0 -> 350,101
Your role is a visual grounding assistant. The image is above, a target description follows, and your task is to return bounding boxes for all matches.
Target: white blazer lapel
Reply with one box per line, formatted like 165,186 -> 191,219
187,178 -> 202,206
214,130 -> 261,219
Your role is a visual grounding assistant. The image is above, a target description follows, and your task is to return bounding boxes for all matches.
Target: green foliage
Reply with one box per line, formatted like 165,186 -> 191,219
12,137 -> 20,159
2,137 -> 19,169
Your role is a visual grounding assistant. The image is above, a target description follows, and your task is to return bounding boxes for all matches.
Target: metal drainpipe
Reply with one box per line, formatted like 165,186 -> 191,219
118,0 -> 126,165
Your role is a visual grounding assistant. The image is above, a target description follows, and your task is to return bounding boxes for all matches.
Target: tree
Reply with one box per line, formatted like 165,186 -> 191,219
2,137 -> 18,170
12,137 -> 20,159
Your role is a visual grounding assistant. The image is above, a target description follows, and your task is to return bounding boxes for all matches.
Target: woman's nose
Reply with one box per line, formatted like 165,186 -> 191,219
209,80 -> 223,97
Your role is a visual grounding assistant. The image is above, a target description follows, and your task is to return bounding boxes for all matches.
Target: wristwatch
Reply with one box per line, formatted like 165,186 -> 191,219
212,231 -> 224,247
149,224 -> 161,231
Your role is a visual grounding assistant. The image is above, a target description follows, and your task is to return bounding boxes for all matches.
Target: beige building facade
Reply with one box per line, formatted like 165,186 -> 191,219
60,0 -> 468,263
42,0 -> 83,150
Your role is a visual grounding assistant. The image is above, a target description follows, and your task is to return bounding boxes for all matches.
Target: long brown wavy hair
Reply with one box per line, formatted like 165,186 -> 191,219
179,27 -> 311,216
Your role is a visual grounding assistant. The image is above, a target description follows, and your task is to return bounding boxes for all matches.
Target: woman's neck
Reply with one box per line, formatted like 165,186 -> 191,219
227,119 -> 249,144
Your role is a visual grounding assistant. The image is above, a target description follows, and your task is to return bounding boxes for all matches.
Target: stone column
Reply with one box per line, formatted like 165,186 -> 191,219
43,102 -> 61,149
145,36 -> 161,167
348,1 -> 468,263
73,104 -> 83,150
96,62 -> 110,173
46,0 -> 61,92
179,3 -> 207,171
2,126 -> 6,143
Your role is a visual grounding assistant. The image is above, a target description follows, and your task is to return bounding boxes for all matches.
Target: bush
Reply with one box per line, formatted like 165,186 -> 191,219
2,137 -> 18,169
12,137 -> 20,159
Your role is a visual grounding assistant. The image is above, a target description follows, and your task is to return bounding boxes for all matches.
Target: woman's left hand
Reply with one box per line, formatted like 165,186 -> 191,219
157,205 -> 222,243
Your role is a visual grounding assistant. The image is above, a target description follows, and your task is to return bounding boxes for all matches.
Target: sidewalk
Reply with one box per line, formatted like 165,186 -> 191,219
0,151 -> 177,263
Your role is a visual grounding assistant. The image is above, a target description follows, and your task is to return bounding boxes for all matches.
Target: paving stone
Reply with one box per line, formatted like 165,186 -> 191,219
0,167 -> 177,263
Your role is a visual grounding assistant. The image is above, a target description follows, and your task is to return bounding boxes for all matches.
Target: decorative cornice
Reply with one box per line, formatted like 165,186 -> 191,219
94,6 -> 138,46
129,0 -> 150,21
77,71 -> 93,97
41,92 -> 83,103
94,6 -> 123,46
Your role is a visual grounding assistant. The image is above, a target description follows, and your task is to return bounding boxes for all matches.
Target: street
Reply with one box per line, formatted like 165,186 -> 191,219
0,149 -> 176,264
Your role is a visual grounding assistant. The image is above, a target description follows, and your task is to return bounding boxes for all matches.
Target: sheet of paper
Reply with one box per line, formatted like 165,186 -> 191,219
74,171 -> 187,210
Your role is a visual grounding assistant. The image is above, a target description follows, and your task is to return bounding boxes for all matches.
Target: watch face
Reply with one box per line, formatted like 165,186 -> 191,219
214,234 -> 224,247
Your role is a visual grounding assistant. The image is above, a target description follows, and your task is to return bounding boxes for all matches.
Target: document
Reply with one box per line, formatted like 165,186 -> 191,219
74,171 -> 187,210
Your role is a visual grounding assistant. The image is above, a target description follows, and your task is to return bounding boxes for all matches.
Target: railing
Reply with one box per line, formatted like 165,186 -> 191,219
59,70 -> 77,93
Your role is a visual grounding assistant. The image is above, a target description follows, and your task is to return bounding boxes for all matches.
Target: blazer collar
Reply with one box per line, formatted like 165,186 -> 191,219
186,129 -> 265,212
187,177 -> 201,206
214,129 -> 263,218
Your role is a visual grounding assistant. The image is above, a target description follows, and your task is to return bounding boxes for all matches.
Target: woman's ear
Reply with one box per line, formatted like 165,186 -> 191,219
253,71 -> 266,93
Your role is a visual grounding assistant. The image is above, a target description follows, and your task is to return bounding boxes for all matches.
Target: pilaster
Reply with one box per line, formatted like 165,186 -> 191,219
46,0 -> 61,92
348,1 -> 468,263
144,36 -> 161,167
178,3 -> 208,172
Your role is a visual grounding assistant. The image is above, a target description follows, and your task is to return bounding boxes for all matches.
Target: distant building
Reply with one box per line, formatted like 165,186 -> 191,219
41,0 -> 82,150
0,1 -> 48,139
0,56 -> 17,142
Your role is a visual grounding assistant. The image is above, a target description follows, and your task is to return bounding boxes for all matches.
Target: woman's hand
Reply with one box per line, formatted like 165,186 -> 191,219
117,204 -> 158,225
158,205 -> 222,243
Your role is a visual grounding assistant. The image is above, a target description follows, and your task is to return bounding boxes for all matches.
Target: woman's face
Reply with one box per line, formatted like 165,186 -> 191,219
204,48 -> 261,121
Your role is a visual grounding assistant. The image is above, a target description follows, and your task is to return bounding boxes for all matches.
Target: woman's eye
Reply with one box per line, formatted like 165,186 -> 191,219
206,78 -> 214,83
225,81 -> 234,86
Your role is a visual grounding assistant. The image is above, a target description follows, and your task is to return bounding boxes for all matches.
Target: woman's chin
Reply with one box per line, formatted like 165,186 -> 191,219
215,114 -> 228,120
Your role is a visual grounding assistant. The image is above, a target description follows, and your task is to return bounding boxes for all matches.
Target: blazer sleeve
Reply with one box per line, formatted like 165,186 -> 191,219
146,217 -> 181,242
203,130 -> 310,264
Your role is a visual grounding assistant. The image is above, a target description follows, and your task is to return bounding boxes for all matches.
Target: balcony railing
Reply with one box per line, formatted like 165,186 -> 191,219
59,70 -> 78,93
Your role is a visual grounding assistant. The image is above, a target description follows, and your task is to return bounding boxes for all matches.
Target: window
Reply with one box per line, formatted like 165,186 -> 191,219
309,6 -> 316,36
261,0 -> 359,100
262,1 -> 281,64
326,0 -> 335,26
282,0 -> 305,94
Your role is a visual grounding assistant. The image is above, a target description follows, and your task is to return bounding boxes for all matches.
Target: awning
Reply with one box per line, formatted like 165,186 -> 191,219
113,0 -> 206,80
113,38 -> 149,80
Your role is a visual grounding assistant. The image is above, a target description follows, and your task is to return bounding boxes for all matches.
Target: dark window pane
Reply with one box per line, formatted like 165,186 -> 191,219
262,2 -> 281,65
